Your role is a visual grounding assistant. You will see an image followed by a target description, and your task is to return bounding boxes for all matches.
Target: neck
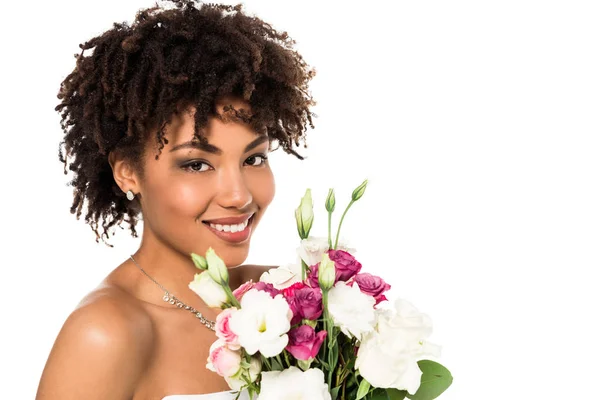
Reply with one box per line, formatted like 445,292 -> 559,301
127,224 -> 225,320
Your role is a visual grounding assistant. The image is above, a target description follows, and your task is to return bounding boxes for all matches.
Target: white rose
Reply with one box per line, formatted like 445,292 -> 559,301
355,299 -> 442,394
229,289 -> 292,357
188,271 -> 228,308
328,281 -> 376,339
258,366 -> 331,400
225,356 -> 262,391
259,263 -> 302,290
296,236 -> 356,267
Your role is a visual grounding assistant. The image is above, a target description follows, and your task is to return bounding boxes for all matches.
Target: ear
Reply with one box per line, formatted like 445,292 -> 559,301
108,150 -> 140,195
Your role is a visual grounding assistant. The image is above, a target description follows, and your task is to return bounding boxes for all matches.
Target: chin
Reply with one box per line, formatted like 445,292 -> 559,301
213,243 -> 250,268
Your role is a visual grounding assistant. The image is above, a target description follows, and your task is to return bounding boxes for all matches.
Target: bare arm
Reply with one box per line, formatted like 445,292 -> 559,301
36,294 -> 153,400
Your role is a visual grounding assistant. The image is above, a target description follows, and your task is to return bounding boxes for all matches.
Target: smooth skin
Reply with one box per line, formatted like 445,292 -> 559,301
36,96 -> 278,399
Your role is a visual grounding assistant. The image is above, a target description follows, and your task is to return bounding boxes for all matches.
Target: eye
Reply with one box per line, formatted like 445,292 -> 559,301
246,154 -> 268,167
181,160 -> 212,173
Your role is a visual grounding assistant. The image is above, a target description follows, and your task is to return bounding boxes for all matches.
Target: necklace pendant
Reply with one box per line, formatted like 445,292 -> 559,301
162,293 -> 170,302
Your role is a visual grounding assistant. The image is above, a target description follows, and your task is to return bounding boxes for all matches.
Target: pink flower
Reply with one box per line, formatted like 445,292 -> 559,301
306,263 -> 320,288
254,281 -> 280,298
285,284 -> 323,325
206,339 -> 242,377
353,273 -> 391,305
215,308 -> 240,350
232,280 -> 255,301
282,281 -> 305,298
285,325 -> 327,361
328,249 -> 362,282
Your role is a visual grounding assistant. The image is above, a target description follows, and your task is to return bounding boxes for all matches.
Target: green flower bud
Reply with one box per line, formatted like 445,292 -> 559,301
298,359 -> 313,371
351,179 -> 369,201
302,319 -> 318,329
325,188 -> 335,212
318,253 -> 336,291
190,253 -> 208,270
295,188 -> 314,239
205,247 -> 229,284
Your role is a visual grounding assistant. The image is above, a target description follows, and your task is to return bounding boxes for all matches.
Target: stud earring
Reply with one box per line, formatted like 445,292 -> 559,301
126,190 -> 135,201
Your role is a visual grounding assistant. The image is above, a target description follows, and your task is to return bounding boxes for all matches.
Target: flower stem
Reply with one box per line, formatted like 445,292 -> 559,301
322,290 -> 334,389
224,284 -> 241,308
334,200 -> 355,249
328,211 -> 333,249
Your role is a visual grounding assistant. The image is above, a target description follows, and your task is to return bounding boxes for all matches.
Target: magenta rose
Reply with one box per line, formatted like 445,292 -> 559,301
328,249 -> 362,282
282,281 -> 305,298
353,273 -> 391,305
306,263 -> 320,288
285,325 -> 327,361
253,281 -> 280,298
285,285 -> 323,325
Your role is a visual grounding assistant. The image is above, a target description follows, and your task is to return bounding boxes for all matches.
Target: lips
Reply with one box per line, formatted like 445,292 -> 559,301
203,214 -> 255,244
202,213 -> 254,225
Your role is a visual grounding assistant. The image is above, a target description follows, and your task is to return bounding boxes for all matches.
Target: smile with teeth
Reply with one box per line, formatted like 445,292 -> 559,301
208,218 -> 249,233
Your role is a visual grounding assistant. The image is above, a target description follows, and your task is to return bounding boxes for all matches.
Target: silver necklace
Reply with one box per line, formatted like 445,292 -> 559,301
129,254 -> 216,331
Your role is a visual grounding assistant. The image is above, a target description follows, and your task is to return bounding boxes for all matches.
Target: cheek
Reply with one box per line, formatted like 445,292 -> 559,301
144,169 -> 211,218
252,168 -> 276,208
170,180 -> 212,215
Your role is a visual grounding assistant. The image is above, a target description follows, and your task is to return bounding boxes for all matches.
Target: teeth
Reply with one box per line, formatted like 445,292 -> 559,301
209,218 -> 249,233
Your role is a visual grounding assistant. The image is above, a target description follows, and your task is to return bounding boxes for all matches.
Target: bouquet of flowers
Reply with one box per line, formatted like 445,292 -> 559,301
188,179 -> 453,400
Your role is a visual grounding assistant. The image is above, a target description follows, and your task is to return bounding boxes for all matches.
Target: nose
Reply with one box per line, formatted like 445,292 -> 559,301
216,166 -> 253,210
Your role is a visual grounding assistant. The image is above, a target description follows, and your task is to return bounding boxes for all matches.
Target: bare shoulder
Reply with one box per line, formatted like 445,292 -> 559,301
237,264 -> 278,285
36,286 -> 154,399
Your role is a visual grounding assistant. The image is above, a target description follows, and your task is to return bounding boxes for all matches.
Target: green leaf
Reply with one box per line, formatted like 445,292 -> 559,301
270,357 -> 283,371
330,385 -> 341,399
356,379 -> 371,400
387,388 -> 408,400
369,389 -> 391,400
406,360 -> 453,400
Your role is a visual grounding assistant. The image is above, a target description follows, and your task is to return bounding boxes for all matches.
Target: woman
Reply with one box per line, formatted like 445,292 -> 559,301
36,1 -> 317,399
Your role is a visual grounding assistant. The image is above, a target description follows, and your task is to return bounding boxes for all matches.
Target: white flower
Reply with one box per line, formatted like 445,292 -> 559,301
355,299 -> 442,394
225,356 -> 262,391
258,366 -> 331,400
259,263 -> 301,290
228,289 -> 292,357
328,281 -> 376,339
297,236 -> 356,267
188,271 -> 228,308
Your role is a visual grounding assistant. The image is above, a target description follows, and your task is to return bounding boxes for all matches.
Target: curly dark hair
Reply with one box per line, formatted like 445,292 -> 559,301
56,0 -> 317,247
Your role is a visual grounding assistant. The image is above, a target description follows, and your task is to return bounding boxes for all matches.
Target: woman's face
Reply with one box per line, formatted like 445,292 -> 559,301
136,98 -> 275,267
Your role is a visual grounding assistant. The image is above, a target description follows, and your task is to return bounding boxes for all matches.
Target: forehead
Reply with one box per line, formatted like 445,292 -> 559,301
162,96 -> 256,145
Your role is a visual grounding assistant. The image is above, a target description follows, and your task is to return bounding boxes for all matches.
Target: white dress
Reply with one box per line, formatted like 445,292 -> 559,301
162,390 -> 251,400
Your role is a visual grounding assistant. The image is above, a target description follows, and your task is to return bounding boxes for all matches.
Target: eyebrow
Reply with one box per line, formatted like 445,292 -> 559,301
169,135 -> 269,154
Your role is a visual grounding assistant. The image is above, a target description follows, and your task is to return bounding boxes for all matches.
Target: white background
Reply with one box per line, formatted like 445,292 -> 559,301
1,0 -> 599,398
